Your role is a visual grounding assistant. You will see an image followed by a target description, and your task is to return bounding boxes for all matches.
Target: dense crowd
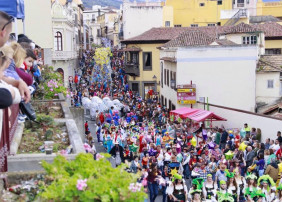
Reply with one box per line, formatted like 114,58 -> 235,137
73,39 -> 282,202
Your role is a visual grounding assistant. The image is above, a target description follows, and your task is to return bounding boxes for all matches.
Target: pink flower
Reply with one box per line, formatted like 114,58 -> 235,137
50,88 -> 54,92
96,153 -> 104,160
76,179 -> 87,191
60,150 -> 67,157
54,94 -> 58,96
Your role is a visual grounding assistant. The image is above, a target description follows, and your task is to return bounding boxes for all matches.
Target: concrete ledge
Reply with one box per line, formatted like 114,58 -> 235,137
8,154 -> 77,172
10,123 -> 25,155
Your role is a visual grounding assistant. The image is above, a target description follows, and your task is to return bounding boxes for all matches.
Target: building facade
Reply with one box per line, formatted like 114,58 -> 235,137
122,0 -> 173,40
51,0 -> 81,86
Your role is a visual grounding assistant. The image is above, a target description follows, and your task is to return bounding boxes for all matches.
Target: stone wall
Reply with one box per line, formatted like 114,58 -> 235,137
69,107 -> 85,142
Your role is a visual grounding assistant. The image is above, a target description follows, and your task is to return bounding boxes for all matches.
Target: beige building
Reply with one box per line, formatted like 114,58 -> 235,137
51,0 -> 85,86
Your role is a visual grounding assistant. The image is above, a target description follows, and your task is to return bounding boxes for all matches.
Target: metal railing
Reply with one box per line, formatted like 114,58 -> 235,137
52,51 -> 79,60
124,64 -> 140,76
0,104 -> 19,172
224,9 -> 247,26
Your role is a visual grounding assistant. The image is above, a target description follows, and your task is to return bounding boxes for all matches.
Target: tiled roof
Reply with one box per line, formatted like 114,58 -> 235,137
213,39 -> 237,46
122,27 -> 191,43
122,22 -> 282,44
223,23 -> 261,34
252,22 -> 282,37
257,55 -> 282,72
250,15 -> 281,24
163,31 -> 214,47
160,57 -> 177,62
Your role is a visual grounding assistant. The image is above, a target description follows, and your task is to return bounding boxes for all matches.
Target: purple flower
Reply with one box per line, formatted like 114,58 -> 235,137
76,179 -> 87,191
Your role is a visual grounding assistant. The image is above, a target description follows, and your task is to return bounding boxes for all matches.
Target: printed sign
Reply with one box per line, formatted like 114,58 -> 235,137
177,84 -> 196,104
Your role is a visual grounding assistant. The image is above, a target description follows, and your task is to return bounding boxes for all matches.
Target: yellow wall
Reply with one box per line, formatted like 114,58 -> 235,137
127,43 -> 162,97
166,0 -> 233,27
163,6 -> 174,27
257,0 -> 282,18
265,39 -> 282,49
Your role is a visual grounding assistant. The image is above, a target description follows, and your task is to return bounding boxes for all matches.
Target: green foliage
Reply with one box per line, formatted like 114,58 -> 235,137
36,114 -> 55,127
44,129 -> 54,141
34,66 -> 67,100
39,153 -> 147,201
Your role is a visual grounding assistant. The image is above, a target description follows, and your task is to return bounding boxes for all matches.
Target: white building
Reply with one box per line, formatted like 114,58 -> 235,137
51,0 -> 80,86
160,44 -> 259,112
83,5 -> 112,45
122,0 -> 169,40
256,55 -> 282,105
159,26 -> 282,113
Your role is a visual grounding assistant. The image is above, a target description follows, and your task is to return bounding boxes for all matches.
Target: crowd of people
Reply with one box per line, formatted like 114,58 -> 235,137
76,41 -> 282,202
0,11 -> 43,172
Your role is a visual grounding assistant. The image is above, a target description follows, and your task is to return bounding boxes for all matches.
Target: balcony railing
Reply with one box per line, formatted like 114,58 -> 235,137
52,51 -> 79,60
124,64 -> 140,76
237,3 -> 245,7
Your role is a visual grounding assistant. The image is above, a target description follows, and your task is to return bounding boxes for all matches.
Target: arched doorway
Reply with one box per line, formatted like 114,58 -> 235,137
57,68 -> 64,81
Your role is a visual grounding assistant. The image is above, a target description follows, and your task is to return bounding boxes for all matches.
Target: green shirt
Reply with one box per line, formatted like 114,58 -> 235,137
215,132 -> 221,144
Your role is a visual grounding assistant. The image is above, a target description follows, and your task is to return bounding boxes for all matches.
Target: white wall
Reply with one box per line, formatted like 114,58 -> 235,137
15,0 -> 53,49
256,72 -> 281,104
221,33 -> 265,55
123,2 -> 163,39
160,50 -> 178,108
176,45 -> 258,111
197,103 -> 282,142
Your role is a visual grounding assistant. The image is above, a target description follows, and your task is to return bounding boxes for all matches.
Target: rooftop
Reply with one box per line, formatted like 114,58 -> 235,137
162,31 -> 214,47
250,15 -> 281,24
257,55 -> 282,72
122,22 -> 282,45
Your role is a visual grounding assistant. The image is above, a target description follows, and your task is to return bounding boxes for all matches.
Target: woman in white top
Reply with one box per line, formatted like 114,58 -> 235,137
258,175 -> 276,202
226,171 -> 240,202
167,174 -> 188,202
234,169 -> 246,202
203,174 -> 217,202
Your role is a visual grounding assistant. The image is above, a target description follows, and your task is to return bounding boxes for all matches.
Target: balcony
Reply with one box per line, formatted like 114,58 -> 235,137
124,64 -> 140,76
52,51 -> 79,61
237,3 -> 245,7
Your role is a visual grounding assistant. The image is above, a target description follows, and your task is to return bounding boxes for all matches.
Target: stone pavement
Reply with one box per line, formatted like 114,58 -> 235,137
86,116 -> 191,202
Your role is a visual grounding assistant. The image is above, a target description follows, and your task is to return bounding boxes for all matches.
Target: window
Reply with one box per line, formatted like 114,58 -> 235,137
143,52 -> 152,70
242,35 -> 257,44
170,71 -> 176,90
237,0 -> 245,7
54,31 -> 63,51
165,21 -> 170,27
265,49 -> 281,55
267,80 -> 274,88
191,24 -> 198,27
208,24 -> 216,27
169,100 -> 172,111
164,69 -> 167,85
132,83 -> 139,93
217,0 -> 222,5
199,3 -> 205,7
161,95 -> 164,106
174,24 -> 182,27
161,62 -> 164,88
165,98 -> 167,107
166,69 -> 169,86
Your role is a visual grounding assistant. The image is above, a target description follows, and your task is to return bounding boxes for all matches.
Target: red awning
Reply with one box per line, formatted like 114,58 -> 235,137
170,107 -> 227,122
170,107 -> 200,118
184,110 -> 227,122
